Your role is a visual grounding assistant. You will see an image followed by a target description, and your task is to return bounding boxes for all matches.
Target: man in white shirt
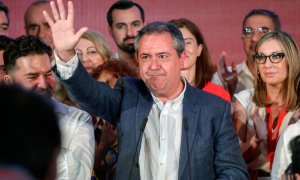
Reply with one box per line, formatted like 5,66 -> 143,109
3,35 -> 95,180
44,0 -> 248,179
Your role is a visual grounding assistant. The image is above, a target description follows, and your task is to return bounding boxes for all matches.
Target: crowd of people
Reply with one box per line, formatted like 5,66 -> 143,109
0,0 -> 299,180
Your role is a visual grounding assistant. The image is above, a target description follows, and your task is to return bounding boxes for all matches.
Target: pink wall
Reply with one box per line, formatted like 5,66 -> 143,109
3,0 -> 300,65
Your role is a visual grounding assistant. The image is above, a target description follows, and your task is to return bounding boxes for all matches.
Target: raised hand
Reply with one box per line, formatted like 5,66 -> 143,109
253,109 -> 268,140
217,52 -> 238,97
43,0 -> 88,61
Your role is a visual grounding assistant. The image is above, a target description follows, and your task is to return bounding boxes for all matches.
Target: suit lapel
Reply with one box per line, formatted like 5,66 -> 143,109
133,81 -> 203,178
179,84 -> 201,177
135,82 -> 153,142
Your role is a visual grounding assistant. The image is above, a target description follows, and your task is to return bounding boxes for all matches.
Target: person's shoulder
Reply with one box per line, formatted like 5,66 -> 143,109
203,82 -> 231,102
233,88 -> 254,108
235,88 -> 254,96
236,60 -> 247,73
53,98 -> 92,123
188,85 -> 229,107
119,77 -> 147,91
283,121 -> 300,139
278,121 -> 300,150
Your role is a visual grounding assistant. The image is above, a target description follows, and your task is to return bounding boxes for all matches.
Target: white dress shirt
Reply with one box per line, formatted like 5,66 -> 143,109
271,120 -> 300,180
139,80 -> 186,180
52,98 -> 95,180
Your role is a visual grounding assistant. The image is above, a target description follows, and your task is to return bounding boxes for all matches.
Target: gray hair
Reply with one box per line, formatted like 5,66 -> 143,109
134,21 -> 185,57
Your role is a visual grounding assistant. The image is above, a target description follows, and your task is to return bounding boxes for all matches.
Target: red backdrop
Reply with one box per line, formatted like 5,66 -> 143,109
3,0 -> 300,65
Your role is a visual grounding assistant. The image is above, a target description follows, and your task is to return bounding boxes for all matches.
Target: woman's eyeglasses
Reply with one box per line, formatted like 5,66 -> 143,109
252,52 -> 285,64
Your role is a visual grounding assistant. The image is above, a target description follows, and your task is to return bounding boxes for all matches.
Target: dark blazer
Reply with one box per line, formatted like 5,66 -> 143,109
54,62 -> 249,180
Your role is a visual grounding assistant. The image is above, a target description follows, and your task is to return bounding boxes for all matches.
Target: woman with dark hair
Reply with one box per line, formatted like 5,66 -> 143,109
169,18 -> 230,102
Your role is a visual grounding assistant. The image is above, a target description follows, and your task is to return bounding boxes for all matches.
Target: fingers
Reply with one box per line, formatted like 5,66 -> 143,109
57,0 -> 66,20
43,10 -> 54,27
75,27 -> 88,40
219,52 -> 227,69
49,0 -> 68,21
219,55 -> 226,70
67,1 -> 74,23
231,61 -> 237,74
50,1 -> 60,21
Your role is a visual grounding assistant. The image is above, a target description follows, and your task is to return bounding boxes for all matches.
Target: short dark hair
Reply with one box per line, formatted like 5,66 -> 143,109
0,84 -> 61,179
242,9 -> 281,31
4,35 -> 52,73
106,0 -> 144,27
0,1 -> 9,25
134,21 -> 185,57
0,35 -> 13,50
289,135 -> 300,174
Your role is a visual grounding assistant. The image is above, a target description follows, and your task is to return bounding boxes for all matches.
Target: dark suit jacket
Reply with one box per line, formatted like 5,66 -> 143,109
54,62 -> 249,180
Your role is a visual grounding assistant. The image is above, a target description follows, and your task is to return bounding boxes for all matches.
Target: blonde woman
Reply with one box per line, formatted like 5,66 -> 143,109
75,29 -> 112,74
233,31 -> 300,179
271,70 -> 300,180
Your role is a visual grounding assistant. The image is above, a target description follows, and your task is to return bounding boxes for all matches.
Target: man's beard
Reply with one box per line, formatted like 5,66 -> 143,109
118,37 -> 136,54
32,87 -> 53,99
118,43 -> 136,54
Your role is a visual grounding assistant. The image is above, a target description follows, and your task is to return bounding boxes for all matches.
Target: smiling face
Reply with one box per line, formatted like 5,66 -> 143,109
179,27 -> 202,70
75,38 -> 105,74
257,39 -> 288,88
5,54 -> 56,99
138,32 -> 185,101
109,6 -> 144,54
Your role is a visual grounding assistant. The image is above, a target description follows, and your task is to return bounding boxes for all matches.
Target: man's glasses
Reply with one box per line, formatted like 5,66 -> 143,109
253,52 -> 285,64
242,27 -> 271,38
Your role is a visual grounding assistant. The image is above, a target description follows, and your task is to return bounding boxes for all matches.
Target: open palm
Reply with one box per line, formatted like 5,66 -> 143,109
43,0 -> 87,57
217,52 -> 238,97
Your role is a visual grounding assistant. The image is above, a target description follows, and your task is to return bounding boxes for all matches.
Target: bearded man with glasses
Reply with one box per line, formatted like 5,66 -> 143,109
212,9 -> 281,97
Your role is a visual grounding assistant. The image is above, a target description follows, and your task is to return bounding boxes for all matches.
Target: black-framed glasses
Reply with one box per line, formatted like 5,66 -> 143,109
242,27 -> 271,38
253,52 -> 285,64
